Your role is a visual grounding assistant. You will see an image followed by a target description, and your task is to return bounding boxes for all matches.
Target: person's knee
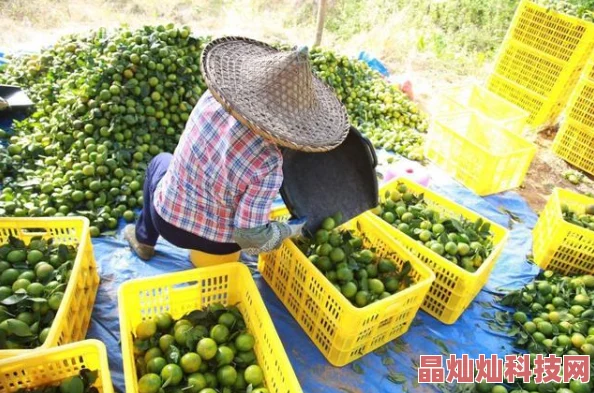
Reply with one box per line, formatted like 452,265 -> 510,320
147,152 -> 173,177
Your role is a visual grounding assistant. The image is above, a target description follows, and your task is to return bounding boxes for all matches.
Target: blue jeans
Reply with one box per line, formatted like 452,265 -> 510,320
135,153 -> 241,255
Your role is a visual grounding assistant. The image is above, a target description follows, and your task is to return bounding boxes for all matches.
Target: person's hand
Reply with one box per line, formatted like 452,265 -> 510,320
287,217 -> 307,237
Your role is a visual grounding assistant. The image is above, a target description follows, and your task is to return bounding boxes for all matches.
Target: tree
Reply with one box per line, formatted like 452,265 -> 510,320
314,0 -> 328,47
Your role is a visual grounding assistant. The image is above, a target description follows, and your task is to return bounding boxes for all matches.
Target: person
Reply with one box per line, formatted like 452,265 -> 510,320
124,36 -> 349,261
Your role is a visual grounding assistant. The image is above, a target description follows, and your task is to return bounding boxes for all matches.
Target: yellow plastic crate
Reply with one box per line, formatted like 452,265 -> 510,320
552,119 -> 594,176
487,74 -> 550,126
0,339 -> 113,393
533,188 -> 594,275
565,78 -> 594,129
433,84 -> 529,133
258,214 -> 435,367
426,112 -> 537,196
506,0 -> 594,63
493,41 -> 569,98
486,0 -> 594,127
368,178 -> 509,324
270,205 -> 291,221
0,217 -> 99,359
584,55 -> 594,81
119,263 -> 302,393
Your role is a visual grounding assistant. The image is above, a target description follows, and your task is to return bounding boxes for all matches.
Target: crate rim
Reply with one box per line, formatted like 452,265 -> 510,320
435,83 -> 531,121
0,216 -> 91,355
0,339 -> 113,393
522,0 -> 594,30
281,217 -> 436,316
380,178 -> 510,279
503,1 -> 594,63
431,112 -> 537,158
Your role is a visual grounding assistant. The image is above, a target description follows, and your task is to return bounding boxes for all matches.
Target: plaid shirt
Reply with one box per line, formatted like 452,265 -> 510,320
154,91 -> 283,243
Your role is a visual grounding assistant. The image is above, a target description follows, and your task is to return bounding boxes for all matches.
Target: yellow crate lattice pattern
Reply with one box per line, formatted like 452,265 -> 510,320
533,188 -> 594,275
0,340 -> 113,393
119,264 -> 302,393
259,213 -> 434,366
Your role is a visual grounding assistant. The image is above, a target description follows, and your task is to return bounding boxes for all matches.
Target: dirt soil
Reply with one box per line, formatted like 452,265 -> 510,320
517,128 -> 593,214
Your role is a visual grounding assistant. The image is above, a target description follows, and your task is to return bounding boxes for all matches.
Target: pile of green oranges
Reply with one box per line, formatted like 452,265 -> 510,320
496,270 -> 594,393
0,236 -> 77,349
0,27 -> 426,236
0,24 -> 206,236
309,48 -> 427,161
297,215 -> 415,308
133,304 -> 268,393
373,182 -> 495,272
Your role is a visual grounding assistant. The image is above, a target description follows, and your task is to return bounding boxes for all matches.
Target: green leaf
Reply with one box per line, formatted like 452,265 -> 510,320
58,244 -> 69,262
166,345 -> 181,364
182,309 -> 209,325
7,319 -> 33,337
474,218 -> 484,231
382,356 -> 395,366
351,362 -> 364,375
500,291 -> 521,307
495,311 -> 508,324
481,222 -> 491,234
8,236 -> 26,249
374,346 -> 388,356
428,337 -> 449,355
391,338 -> 408,353
386,371 -> 407,384
80,369 -> 98,388
1,293 -> 28,306
508,326 -> 520,336
28,297 -> 48,304
450,219 -> 465,233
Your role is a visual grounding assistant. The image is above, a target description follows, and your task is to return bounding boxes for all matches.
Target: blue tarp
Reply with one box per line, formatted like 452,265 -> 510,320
85,160 -> 540,393
358,51 -> 391,78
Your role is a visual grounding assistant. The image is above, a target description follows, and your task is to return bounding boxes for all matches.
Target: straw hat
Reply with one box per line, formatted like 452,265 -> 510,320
201,37 -> 350,152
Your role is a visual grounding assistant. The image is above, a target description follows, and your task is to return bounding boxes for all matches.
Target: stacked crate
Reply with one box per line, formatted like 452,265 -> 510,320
552,56 -> 594,175
486,0 -> 594,128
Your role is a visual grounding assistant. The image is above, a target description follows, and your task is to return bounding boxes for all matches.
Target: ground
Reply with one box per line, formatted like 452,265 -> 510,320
1,0 -> 593,213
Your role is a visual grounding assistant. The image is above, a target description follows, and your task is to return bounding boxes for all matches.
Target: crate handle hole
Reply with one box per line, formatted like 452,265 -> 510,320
21,228 -> 50,236
173,281 -> 199,290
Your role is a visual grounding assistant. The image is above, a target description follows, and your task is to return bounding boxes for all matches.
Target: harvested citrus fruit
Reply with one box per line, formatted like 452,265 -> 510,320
375,182 -> 494,272
132,303 -> 269,392
295,214 -> 415,308
0,236 -> 77,349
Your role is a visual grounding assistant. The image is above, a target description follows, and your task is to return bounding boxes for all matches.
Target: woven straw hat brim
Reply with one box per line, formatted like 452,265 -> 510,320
201,37 -> 350,152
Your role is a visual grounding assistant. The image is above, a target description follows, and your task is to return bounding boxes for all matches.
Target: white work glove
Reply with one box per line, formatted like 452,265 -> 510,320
286,217 -> 308,237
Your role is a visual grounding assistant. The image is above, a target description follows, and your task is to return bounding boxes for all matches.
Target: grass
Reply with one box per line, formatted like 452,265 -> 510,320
0,0 -> 511,80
